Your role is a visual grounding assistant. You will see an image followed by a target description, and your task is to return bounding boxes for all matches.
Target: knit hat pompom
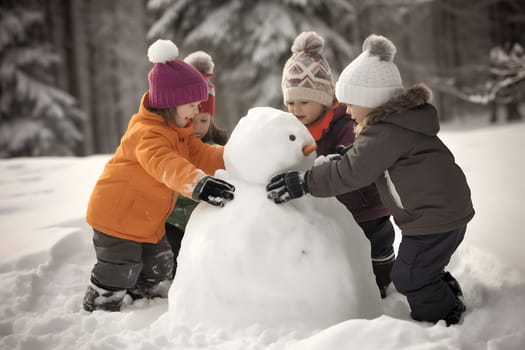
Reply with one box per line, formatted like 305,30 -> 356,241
184,51 -> 214,75
291,31 -> 324,55
362,34 -> 396,62
148,39 -> 179,64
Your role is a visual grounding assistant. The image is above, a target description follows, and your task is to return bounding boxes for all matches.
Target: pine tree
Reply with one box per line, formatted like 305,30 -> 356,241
147,0 -> 356,131
0,1 -> 84,157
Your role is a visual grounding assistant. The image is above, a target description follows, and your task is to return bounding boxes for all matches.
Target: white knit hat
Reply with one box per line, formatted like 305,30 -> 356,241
335,34 -> 404,108
282,32 -> 335,107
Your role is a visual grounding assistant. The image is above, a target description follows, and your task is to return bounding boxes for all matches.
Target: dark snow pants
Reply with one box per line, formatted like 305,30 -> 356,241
391,226 -> 466,322
164,223 -> 185,277
358,215 -> 396,261
90,229 -> 174,290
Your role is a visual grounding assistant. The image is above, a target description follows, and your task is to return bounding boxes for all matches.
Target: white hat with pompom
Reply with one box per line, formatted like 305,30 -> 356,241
335,34 -> 404,109
281,31 -> 335,107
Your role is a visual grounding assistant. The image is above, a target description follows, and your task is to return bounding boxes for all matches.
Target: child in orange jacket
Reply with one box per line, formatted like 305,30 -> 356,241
83,39 -> 235,312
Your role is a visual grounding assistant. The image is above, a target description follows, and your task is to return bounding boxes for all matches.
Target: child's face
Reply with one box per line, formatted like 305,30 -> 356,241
286,100 -> 324,126
346,104 -> 372,125
193,112 -> 212,139
174,102 -> 201,128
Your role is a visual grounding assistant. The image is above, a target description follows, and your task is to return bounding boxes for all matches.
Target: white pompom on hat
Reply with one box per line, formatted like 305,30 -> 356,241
335,34 -> 404,109
147,39 -> 179,63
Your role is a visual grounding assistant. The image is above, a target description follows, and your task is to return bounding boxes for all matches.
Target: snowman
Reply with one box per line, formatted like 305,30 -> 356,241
168,107 -> 381,330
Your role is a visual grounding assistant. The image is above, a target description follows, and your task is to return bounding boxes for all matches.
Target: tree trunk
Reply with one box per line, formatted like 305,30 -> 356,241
506,101 -> 522,121
113,0 -> 149,135
490,101 -> 498,123
70,0 -> 94,155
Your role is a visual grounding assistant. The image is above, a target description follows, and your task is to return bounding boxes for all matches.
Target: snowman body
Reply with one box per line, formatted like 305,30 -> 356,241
168,108 -> 381,329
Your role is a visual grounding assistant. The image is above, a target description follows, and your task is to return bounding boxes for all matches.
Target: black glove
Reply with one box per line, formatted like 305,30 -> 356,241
325,153 -> 343,162
266,170 -> 308,204
322,144 -> 353,163
192,176 -> 235,207
335,144 -> 353,155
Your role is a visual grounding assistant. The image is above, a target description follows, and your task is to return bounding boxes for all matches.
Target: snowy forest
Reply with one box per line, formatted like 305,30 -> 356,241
0,0 -> 524,157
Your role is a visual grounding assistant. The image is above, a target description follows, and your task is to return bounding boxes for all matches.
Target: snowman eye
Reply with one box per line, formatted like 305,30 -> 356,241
289,134 -> 296,141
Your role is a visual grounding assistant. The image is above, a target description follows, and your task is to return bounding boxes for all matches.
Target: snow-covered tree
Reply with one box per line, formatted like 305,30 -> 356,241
487,43 -> 525,121
147,0 -> 356,130
429,43 -> 525,122
44,0 -> 149,155
0,2 -> 84,157
412,0 -> 525,122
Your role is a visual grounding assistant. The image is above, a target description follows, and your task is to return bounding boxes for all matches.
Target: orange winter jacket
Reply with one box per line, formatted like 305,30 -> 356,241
86,93 -> 225,243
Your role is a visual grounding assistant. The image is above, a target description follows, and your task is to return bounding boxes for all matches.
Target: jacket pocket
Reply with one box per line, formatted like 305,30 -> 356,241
119,190 -> 171,236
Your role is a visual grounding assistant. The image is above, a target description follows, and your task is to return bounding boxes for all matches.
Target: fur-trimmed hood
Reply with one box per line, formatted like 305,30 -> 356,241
359,83 -> 439,136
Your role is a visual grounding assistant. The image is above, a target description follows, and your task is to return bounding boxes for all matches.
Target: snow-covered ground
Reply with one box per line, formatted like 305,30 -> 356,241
1,121 -> 524,350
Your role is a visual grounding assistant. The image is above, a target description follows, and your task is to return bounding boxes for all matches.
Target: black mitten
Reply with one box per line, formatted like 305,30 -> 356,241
192,176 -> 235,207
266,170 -> 308,204
335,144 -> 353,155
325,153 -> 343,162
322,144 -> 353,163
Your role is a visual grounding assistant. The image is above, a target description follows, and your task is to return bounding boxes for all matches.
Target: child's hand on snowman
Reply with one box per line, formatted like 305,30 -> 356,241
192,176 -> 235,207
313,144 -> 353,166
314,154 -> 342,166
266,170 -> 309,204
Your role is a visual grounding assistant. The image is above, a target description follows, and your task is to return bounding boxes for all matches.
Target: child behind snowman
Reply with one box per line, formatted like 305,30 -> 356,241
281,31 -> 396,298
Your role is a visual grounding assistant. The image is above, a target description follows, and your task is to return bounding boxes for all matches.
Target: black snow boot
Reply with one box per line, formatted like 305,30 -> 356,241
83,282 -> 126,312
441,271 -> 463,297
127,277 -> 172,300
411,297 -> 466,326
372,256 -> 395,299
444,297 -> 466,326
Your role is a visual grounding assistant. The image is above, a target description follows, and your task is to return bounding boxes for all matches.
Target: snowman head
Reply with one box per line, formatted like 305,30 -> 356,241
224,107 -> 317,184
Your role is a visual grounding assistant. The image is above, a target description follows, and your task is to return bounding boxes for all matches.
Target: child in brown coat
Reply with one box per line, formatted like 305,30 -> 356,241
268,34 -> 474,326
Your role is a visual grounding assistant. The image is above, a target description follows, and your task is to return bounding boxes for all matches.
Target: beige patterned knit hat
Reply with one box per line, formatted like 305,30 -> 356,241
282,31 -> 335,107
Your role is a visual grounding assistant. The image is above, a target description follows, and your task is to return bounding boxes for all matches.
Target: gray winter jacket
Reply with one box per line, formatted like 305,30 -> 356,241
306,84 -> 474,235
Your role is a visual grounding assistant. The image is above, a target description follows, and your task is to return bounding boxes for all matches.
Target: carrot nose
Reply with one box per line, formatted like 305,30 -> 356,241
302,144 -> 317,156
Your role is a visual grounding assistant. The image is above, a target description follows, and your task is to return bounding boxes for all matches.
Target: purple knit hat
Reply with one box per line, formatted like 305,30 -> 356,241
147,39 -> 208,109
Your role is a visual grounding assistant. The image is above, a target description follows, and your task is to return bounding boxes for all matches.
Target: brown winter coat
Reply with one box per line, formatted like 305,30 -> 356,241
314,105 -> 390,223
86,92 -> 224,243
307,84 -> 474,235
